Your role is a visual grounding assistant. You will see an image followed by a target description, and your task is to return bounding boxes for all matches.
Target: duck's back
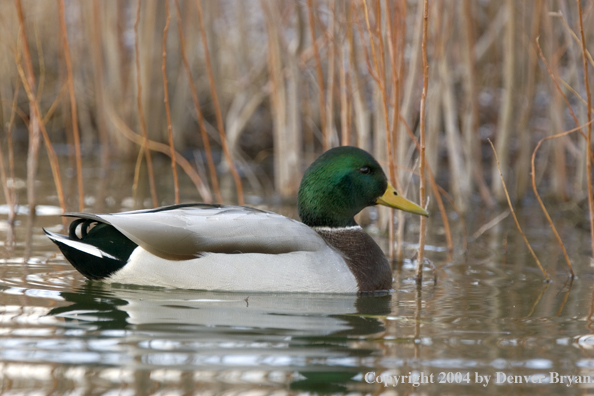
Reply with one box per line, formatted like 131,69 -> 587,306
93,204 -> 330,258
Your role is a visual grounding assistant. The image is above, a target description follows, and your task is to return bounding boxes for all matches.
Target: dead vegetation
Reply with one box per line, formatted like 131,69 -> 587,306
0,0 -> 593,272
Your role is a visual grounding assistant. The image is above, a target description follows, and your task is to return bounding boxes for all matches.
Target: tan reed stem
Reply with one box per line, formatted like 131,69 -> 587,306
134,0 -> 159,208
385,0 -> 405,260
362,0 -> 399,259
174,0 -> 220,203
14,51 -> 66,216
462,0 -> 494,207
416,0 -> 429,282
58,0 -> 84,212
489,139 -> 550,281
338,21 -> 350,146
376,0 -> 397,260
15,0 -> 39,221
161,1 -> 179,204
306,0 -> 329,151
91,0 -> 111,213
398,109 -> 454,256
577,0 -> 594,256
14,0 -> 66,221
491,0 -> 516,203
4,78 -> 20,224
0,142 -> 13,225
196,0 -> 244,205
530,122 -> 594,278
536,38 -> 593,153
105,101 -> 212,203
353,4 -> 380,84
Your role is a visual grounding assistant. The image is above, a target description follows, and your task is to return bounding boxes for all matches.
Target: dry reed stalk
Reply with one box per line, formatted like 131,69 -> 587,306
526,282 -> 550,317
492,0 -> 515,202
326,3 -> 336,148
196,0 -> 244,205
554,11 -> 594,68
556,278 -> 573,317
261,0 -> 303,198
588,286 -> 594,333
398,1 -> 423,180
134,0 -> 158,208
437,186 -> 466,253
375,2 -> 394,250
347,2 -> 370,152
530,123 -> 593,278
475,6 -> 507,63
535,38 -> 594,157
536,28 -> 594,209
461,0 -> 494,208
161,1 -> 179,204
3,79 -> 20,224
388,0 -> 408,262
396,108 -> 455,257
377,1 -> 399,259
338,20 -> 350,146
413,284 -> 422,359
0,137 -> 12,211
132,147 -> 144,206
0,141 -> 13,228
58,0 -> 84,212
14,0 -> 40,221
427,167 -> 455,256
362,0 -> 399,258
41,82 -> 67,125
174,0 -> 220,204
489,139 -> 550,281
14,0 -> 66,220
32,23 -> 45,101
306,0 -> 329,151
284,3 -> 304,196
557,77 -> 594,116
516,0 -> 542,199
105,100 -> 212,203
472,210 -> 510,240
385,0 -> 405,259
385,0 -> 405,189
14,54 -> 66,215
91,0 -> 111,213
397,106 -> 454,255
439,43 -> 470,212
577,0 -> 594,256
415,0 -> 429,282
138,1 -> 161,139
353,4 -> 378,83
542,10 -> 569,202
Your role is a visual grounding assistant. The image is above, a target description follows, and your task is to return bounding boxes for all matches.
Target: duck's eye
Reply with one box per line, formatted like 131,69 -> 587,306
359,166 -> 371,174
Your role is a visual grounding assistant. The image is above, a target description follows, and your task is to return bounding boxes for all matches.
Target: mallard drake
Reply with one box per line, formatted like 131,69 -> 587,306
45,146 -> 428,293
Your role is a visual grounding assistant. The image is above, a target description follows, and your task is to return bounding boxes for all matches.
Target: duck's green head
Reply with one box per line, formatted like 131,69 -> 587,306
298,146 -> 429,228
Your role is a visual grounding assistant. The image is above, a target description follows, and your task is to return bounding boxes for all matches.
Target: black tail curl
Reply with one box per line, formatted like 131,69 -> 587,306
46,218 -> 138,280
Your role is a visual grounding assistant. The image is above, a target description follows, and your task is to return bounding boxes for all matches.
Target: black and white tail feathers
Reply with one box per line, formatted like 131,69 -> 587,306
45,217 -> 137,280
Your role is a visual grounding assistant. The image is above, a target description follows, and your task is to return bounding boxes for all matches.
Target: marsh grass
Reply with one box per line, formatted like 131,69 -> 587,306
0,0 -> 593,269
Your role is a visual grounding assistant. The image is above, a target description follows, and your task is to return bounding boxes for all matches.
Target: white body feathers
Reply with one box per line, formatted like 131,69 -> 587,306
54,205 -> 359,293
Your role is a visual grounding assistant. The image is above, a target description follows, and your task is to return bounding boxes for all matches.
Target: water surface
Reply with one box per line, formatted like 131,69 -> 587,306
1,158 -> 593,395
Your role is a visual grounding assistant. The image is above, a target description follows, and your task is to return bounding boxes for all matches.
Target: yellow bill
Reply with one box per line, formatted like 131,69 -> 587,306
376,182 -> 429,217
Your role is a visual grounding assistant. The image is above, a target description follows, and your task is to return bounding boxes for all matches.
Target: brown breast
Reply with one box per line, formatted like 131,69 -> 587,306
314,227 -> 393,292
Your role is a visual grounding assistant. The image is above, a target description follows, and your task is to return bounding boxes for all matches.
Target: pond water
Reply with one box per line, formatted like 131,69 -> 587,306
1,156 -> 593,395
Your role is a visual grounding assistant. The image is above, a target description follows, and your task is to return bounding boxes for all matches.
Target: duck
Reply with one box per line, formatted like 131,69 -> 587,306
45,146 -> 428,293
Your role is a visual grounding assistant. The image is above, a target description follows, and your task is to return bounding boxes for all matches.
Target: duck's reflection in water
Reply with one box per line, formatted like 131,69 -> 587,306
50,283 -> 393,392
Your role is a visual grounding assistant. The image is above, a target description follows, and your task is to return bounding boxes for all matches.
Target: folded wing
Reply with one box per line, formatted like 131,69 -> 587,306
66,204 -> 328,260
